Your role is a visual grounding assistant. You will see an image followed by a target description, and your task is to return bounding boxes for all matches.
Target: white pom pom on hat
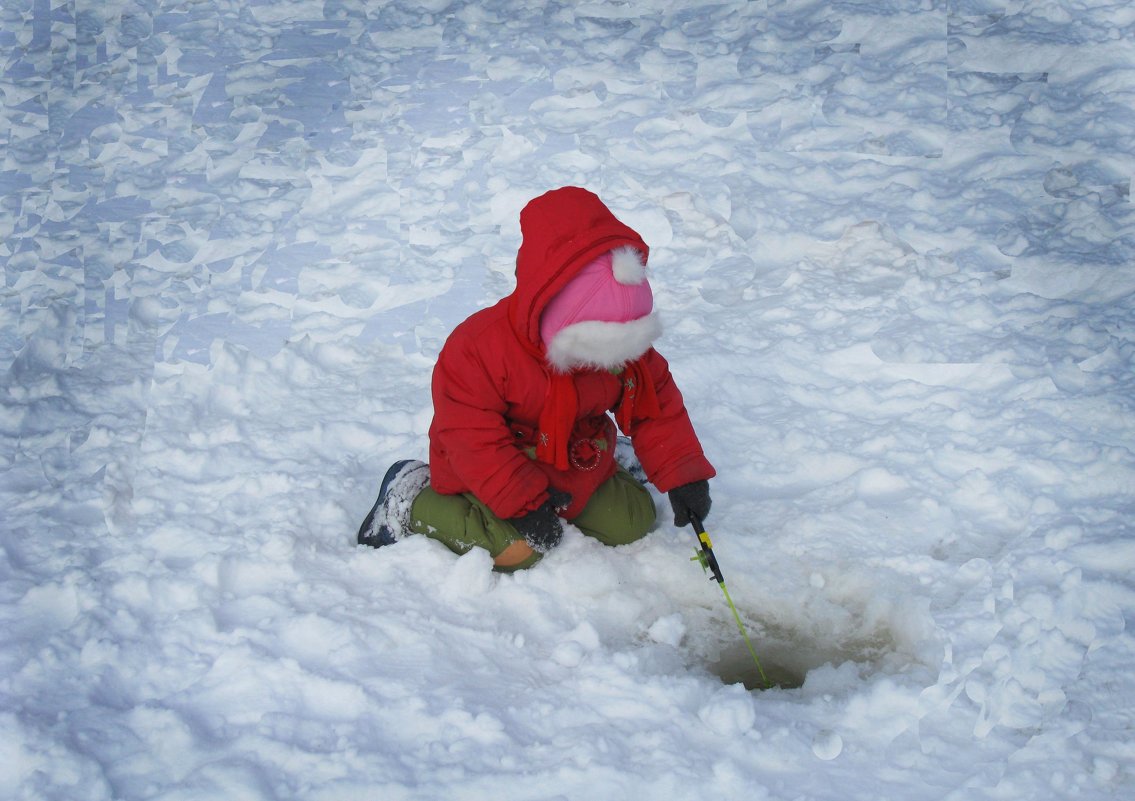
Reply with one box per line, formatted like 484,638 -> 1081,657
611,245 -> 647,285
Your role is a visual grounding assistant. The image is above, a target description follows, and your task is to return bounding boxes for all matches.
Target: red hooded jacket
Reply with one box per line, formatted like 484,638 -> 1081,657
427,187 -> 715,520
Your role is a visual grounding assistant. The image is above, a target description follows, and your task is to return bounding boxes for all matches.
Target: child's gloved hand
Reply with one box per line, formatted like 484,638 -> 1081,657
668,480 -> 711,527
510,489 -> 572,552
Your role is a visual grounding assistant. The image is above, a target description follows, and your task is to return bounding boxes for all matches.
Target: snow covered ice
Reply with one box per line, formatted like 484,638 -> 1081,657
3,1 -> 1134,799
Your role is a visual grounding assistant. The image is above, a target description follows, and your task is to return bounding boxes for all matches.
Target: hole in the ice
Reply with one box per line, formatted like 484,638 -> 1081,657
709,642 -> 808,690
696,619 -> 901,692
651,575 -> 934,693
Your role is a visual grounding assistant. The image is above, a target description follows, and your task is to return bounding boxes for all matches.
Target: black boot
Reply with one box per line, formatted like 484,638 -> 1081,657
357,460 -> 430,547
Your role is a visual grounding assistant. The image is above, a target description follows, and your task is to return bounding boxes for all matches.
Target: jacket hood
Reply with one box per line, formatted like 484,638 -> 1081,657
507,187 -> 649,357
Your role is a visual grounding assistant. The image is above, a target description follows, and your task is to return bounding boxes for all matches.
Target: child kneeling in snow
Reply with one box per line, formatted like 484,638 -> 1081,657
358,186 -> 715,571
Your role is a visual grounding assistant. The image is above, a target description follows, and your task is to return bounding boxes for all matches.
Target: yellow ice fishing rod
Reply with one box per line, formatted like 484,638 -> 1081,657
689,514 -> 772,689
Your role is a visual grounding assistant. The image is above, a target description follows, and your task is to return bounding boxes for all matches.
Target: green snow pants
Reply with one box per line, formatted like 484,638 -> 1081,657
407,467 -> 657,572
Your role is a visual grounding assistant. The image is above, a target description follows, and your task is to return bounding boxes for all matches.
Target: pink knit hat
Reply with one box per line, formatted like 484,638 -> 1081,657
539,247 -> 653,348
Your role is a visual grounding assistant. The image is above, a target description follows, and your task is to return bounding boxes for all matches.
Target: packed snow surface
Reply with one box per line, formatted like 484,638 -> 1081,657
3,1 -> 1134,799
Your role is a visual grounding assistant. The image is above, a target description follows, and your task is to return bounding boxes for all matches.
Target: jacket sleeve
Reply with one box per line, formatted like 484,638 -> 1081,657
624,348 -> 716,493
430,334 -> 550,520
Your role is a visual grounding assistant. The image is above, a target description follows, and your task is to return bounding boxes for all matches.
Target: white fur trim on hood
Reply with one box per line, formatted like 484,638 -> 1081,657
611,245 -> 647,285
545,312 -> 662,372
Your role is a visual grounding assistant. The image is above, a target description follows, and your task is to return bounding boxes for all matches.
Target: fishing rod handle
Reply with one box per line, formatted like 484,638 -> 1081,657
688,515 -> 725,584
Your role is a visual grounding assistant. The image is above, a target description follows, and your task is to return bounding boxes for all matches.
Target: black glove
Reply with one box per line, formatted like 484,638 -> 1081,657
509,489 -> 572,552
668,480 -> 711,527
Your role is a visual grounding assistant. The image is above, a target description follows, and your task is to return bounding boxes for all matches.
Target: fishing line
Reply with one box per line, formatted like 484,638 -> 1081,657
688,514 -> 772,690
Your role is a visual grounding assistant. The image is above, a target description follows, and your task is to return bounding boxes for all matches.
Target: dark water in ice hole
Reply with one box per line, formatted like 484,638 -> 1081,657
705,628 -> 899,691
709,641 -> 809,690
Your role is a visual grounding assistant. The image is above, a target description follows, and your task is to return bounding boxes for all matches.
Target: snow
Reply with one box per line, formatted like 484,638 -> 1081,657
2,0 -> 1133,799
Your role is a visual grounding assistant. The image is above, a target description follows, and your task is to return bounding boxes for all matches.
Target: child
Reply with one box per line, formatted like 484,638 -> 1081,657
358,186 -> 715,571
